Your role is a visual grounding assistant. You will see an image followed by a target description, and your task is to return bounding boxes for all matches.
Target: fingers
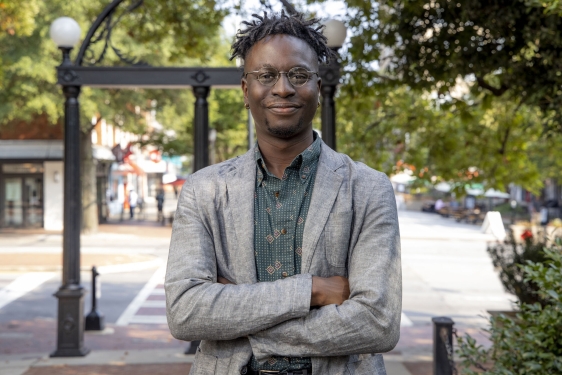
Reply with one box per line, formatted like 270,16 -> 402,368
218,276 -> 234,285
311,276 -> 351,306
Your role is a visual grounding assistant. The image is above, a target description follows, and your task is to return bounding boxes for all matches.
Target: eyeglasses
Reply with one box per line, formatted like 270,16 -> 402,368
244,67 -> 318,87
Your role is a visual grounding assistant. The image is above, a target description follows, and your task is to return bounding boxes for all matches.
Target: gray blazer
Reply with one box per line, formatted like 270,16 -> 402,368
165,141 -> 402,375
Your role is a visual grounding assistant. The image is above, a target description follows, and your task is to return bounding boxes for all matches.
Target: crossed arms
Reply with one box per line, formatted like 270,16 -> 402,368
165,174 -> 402,361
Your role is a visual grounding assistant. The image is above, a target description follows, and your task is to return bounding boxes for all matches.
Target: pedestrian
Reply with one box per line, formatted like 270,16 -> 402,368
156,189 -> 165,223
128,189 -> 138,219
165,11 -> 401,375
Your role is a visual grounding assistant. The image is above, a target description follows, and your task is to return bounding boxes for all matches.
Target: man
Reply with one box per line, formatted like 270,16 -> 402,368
165,11 -> 401,375
128,189 -> 138,219
156,189 -> 165,223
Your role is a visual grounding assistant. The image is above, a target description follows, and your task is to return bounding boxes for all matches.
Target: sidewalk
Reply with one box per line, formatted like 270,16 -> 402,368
0,217 -> 436,375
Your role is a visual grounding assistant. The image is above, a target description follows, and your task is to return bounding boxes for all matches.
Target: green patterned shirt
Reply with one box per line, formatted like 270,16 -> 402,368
250,133 -> 321,372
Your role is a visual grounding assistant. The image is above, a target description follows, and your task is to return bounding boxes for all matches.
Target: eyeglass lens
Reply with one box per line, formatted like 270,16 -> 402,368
257,67 -> 312,87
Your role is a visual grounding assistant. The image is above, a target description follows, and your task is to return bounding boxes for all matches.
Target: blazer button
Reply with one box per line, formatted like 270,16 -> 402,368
282,272 -> 288,277
240,366 -> 248,374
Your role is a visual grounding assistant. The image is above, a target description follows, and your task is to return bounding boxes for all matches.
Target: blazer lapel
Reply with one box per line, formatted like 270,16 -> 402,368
301,143 -> 344,273
225,150 -> 258,284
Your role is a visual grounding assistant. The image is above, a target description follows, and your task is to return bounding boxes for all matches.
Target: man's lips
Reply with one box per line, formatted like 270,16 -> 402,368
266,103 -> 302,114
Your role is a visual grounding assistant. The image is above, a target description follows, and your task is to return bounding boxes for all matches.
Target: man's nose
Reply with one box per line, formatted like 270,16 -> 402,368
271,73 -> 296,97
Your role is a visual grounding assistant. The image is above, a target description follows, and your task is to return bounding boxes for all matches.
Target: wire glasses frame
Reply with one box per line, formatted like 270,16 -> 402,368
244,67 -> 318,87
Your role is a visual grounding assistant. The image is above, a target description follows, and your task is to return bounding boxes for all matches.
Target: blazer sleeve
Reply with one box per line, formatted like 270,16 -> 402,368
165,175 -> 313,342
248,175 -> 402,360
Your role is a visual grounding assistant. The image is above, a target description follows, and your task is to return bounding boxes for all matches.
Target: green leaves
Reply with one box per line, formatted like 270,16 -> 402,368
457,242 -> 562,374
0,0 -> 230,143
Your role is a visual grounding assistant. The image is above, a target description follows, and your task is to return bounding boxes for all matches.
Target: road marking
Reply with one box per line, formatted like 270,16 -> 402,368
0,272 -> 54,310
142,300 -> 166,308
97,259 -> 163,274
115,266 -> 165,326
400,312 -> 414,327
150,289 -> 165,295
129,315 -> 168,324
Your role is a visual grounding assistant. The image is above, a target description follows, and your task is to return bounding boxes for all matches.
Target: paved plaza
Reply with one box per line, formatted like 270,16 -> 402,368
0,207 -> 513,375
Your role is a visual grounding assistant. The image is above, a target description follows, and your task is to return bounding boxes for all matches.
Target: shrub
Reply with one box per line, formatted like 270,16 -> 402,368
457,243 -> 562,374
486,231 -> 549,306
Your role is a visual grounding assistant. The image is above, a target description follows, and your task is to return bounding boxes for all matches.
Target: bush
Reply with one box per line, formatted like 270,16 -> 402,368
457,243 -> 562,374
487,231 -> 549,306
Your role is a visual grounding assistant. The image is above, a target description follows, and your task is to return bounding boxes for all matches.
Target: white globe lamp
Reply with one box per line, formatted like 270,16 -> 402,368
323,19 -> 347,49
50,17 -> 81,48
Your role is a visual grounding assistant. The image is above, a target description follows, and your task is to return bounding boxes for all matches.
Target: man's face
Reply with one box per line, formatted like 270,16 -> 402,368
242,34 -> 321,139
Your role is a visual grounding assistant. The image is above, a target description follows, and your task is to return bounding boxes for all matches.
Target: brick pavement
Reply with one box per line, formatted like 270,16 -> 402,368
0,253 -> 157,272
22,363 -> 192,375
0,216 -> 461,375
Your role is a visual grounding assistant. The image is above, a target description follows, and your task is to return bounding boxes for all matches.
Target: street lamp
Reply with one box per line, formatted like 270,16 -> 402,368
50,17 -> 81,66
324,19 -> 347,49
321,19 -> 347,151
50,17 -> 90,357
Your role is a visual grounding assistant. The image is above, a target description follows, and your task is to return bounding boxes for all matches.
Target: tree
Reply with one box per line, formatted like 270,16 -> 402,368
0,0 -> 230,232
335,82 -> 557,194
341,0 -> 562,130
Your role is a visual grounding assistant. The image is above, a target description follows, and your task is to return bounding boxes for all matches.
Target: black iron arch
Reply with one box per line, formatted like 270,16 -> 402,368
52,0 -> 341,358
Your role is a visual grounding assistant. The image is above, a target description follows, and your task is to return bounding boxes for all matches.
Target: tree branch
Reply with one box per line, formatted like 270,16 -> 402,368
278,0 -> 297,15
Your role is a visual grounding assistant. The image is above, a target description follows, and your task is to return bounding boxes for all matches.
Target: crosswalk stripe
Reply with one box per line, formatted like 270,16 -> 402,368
142,300 -> 166,308
0,272 -> 54,310
129,315 -> 168,324
115,266 -> 165,326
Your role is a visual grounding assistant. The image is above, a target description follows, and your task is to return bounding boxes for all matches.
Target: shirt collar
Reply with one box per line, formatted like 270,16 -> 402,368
255,131 -> 321,185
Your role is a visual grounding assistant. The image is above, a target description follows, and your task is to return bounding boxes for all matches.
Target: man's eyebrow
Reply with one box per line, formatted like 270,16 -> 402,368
259,63 -> 315,70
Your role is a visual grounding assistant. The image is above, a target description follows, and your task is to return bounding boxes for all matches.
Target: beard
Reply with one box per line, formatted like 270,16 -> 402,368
264,116 -> 305,138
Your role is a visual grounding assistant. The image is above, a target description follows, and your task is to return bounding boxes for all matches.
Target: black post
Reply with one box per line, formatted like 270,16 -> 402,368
432,316 -> 455,375
193,86 -> 210,172
85,266 -> 105,331
320,49 -> 341,151
52,49 -> 89,356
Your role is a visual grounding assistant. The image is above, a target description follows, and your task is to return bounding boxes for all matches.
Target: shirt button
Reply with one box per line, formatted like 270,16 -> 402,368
281,228 -> 287,234
282,272 -> 288,277
275,191 -> 280,198
302,175 -> 307,179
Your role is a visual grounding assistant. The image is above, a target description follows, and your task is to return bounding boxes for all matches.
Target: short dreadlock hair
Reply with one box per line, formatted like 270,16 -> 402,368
230,11 -> 336,65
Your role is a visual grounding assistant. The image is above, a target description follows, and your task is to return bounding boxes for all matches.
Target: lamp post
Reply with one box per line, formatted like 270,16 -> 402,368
321,19 -> 347,151
50,17 -> 90,357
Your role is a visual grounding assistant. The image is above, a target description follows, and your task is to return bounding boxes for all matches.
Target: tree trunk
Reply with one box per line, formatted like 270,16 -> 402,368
80,129 -> 99,234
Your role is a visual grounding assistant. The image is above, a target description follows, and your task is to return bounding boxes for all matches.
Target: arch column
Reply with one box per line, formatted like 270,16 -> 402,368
193,86 -> 210,172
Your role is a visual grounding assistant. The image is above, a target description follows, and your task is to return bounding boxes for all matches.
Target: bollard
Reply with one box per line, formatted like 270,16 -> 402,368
85,266 -> 105,331
432,316 -> 456,375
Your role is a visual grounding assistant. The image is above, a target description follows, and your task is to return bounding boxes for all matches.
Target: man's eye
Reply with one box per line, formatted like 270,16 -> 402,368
260,73 -> 275,80
292,74 -> 308,80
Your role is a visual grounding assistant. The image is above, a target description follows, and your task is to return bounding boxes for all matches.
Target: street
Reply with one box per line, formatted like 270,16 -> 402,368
0,208 -> 513,375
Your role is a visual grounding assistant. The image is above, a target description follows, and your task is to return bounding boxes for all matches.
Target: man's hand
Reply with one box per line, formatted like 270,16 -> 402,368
311,276 -> 350,306
218,276 -> 234,285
